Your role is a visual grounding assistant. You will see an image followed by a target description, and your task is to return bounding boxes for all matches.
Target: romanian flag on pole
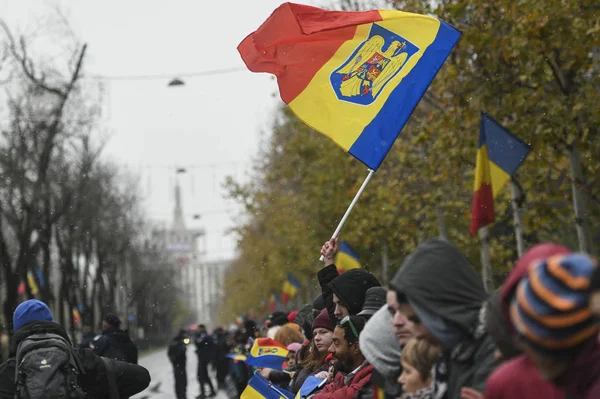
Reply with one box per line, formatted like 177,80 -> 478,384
72,307 -> 81,325
269,292 -> 280,312
27,272 -> 39,295
245,338 -> 289,369
281,274 -> 301,304
242,373 -> 295,399
470,112 -> 531,236
238,3 -> 461,170
335,241 -> 361,272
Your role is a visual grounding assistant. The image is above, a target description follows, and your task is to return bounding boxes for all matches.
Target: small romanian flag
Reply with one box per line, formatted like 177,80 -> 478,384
246,338 -> 289,370
470,112 -> 531,236
27,272 -> 39,295
72,308 -> 81,325
242,373 -> 295,399
281,274 -> 301,304
227,353 -> 248,362
238,3 -> 461,170
335,241 -> 361,272
269,292 -> 279,312
294,376 -> 326,399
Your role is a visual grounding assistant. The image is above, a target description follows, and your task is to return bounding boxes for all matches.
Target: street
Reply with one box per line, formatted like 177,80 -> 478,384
132,348 -> 228,399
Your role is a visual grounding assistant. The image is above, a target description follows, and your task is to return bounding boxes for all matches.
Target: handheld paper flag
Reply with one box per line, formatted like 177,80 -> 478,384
470,112 -> 531,235
294,376 -> 326,399
246,338 -> 289,369
239,2 -> 461,170
242,373 -> 295,399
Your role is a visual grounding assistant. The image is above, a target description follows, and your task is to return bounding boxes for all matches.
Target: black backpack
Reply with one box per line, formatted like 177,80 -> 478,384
14,332 -> 86,399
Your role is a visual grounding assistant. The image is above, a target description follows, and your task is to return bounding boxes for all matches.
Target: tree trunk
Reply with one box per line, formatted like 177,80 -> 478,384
568,144 -> 594,254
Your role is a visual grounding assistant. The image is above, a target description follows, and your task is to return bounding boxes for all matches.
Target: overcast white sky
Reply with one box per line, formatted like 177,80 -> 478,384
0,0 -> 322,262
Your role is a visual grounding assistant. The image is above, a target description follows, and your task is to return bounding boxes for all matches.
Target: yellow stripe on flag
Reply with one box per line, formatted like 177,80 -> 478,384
27,272 -> 39,295
289,11 -> 440,151
336,251 -> 361,271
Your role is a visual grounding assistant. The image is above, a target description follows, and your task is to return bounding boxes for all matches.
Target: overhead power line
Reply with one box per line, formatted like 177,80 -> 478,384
87,67 -> 246,81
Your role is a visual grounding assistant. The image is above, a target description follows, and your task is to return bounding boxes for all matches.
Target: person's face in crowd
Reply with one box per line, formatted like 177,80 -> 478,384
313,327 -> 334,354
102,321 -> 110,330
386,290 -> 416,345
333,294 -> 349,319
398,361 -> 431,394
286,351 -> 297,368
328,325 -> 357,373
520,341 -> 568,381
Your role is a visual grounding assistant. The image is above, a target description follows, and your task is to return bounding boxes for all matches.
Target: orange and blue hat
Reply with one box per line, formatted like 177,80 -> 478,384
510,253 -> 598,354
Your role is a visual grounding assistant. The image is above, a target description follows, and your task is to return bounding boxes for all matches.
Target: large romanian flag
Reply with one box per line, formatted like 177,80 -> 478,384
238,3 -> 461,170
470,112 -> 531,236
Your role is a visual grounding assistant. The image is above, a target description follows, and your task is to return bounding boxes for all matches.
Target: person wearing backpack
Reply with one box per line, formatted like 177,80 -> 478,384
168,329 -> 189,399
0,299 -> 151,399
91,314 -> 138,364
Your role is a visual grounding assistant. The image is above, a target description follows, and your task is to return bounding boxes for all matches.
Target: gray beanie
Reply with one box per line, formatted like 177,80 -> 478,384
359,304 -> 402,380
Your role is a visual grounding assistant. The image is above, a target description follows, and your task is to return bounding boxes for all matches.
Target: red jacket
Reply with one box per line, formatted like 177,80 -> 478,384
313,364 -> 374,399
484,355 -> 564,399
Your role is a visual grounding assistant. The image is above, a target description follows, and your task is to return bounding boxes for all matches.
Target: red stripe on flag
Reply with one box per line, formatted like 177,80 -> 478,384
470,183 -> 495,236
281,293 -> 290,305
238,3 -> 381,103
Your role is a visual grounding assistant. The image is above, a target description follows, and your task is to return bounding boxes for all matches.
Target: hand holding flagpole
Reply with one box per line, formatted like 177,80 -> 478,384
319,169 -> 375,262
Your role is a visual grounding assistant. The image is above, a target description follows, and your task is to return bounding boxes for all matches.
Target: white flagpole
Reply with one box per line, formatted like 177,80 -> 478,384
479,226 -> 494,292
510,180 -> 525,257
319,168 -> 375,261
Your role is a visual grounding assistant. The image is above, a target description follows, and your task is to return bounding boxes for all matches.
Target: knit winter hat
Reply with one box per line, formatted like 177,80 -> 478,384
287,342 -> 302,352
14,300 -> 53,331
510,254 -> 598,354
312,308 -> 334,332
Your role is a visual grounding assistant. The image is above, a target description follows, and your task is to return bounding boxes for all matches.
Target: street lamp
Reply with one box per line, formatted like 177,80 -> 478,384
168,78 -> 185,87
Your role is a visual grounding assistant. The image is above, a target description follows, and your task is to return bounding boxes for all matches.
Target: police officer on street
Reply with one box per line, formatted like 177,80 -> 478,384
168,329 -> 189,399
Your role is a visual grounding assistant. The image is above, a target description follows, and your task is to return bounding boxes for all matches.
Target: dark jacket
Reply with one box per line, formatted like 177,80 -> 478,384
291,364 -> 328,394
92,327 -> 138,364
0,321 -> 150,399
195,331 -> 216,362
317,265 -> 381,323
168,335 -> 187,369
317,264 -> 340,324
390,239 -> 498,398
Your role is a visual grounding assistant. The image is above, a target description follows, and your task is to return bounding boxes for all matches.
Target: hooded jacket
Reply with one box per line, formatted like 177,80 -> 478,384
92,327 -> 138,364
390,239 -> 497,398
0,321 -> 150,399
359,305 -> 401,382
327,268 -> 381,317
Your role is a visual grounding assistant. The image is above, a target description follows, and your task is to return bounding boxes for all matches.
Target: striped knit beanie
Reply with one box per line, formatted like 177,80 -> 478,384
510,253 -> 598,355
